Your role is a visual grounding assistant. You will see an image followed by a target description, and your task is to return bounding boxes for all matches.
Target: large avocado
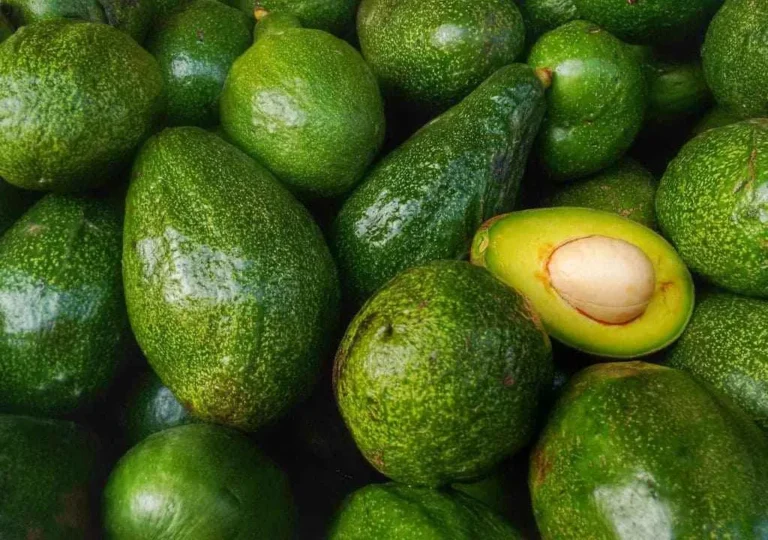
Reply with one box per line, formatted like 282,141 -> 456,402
123,127 -> 339,432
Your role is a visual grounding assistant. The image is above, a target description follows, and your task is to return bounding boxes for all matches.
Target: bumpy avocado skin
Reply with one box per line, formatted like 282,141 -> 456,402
528,21 -> 646,181
123,127 -> 339,432
0,20 -> 164,192
252,0 -> 357,36
334,261 -> 553,487
519,0 -> 578,42
692,106 -> 742,136
656,120 -> 768,298
357,0 -> 525,115
531,362 -> 768,539
667,292 -> 768,432
703,0 -> 768,119
329,483 -> 522,539
333,64 -> 546,305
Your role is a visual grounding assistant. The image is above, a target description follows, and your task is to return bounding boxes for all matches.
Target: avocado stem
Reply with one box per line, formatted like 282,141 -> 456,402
254,6 -> 269,21
534,68 -> 553,90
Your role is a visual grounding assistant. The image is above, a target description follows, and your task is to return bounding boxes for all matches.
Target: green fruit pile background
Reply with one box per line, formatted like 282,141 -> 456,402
0,0 -> 766,537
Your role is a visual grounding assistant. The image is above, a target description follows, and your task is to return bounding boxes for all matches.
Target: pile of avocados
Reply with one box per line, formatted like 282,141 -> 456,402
0,0 -> 766,537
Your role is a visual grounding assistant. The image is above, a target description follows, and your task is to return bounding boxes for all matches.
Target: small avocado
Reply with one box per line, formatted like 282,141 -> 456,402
147,0 -> 251,127
333,64 -> 547,305
328,483 -> 522,539
667,291 -> 768,432
643,57 -> 711,126
0,20 -> 164,192
703,0 -> 768,119
248,0 -> 357,36
528,21 -> 646,181
519,0 -> 578,42
656,120 -> 768,298
357,0 -> 525,115
0,13 -> 13,42
531,362 -> 768,538
471,208 -> 694,358
104,424 -> 295,539
334,260 -> 553,487
220,23 -> 384,198
692,106 -> 741,136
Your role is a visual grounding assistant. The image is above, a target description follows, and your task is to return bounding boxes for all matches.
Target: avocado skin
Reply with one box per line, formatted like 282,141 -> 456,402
1,0 -> 106,28
123,127 -> 339,431
519,0 -> 578,42
528,21 -> 646,181
656,120 -> 768,298
98,0 -> 154,43
644,58 -> 711,126
0,20 -> 164,192
0,194 -> 126,417
104,423 -> 295,539
0,415 -> 102,539
531,362 -> 768,539
252,0 -> 357,36
692,106 -> 741,136
667,292 -> 768,432
329,483 -> 522,539
253,11 -> 301,41
357,0 -> 525,115
334,261 -> 553,487
148,0 -> 251,127
333,64 -> 546,305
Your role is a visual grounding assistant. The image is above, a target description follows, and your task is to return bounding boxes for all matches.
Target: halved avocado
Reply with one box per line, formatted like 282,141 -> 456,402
471,207 -> 694,358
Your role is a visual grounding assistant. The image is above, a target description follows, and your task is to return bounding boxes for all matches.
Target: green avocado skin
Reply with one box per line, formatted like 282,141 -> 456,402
528,21 -> 646,181
0,20 -> 164,192
667,292 -> 768,432
253,0 -> 357,36
519,0 -> 578,42
333,64 -> 546,305
123,127 -> 339,432
692,106 -> 742,136
357,0 -> 525,114
0,415 -> 102,539
334,261 -> 553,487
252,11 -> 301,41
644,58 -> 711,126
0,194 -> 126,417
104,423 -> 295,539
531,362 -> 768,539
656,120 -> 768,298
1,0 -> 106,27
148,0 -> 251,127
703,0 -> 768,119
329,483 -> 521,539
98,0 -> 155,43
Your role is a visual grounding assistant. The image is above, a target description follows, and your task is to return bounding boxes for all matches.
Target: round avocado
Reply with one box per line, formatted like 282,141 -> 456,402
471,207 -> 694,358
0,20 -> 164,192
104,423 -> 295,539
519,0 -> 578,42
656,119 -> 768,298
528,21 -> 647,181
334,260 -> 553,487
691,106 -> 741,136
250,0 -> 357,36
667,291 -> 768,432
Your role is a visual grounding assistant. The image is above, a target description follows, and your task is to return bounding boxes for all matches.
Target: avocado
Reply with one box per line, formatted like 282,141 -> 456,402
123,127 -> 339,431
703,0 -> 768,119
656,120 -> 768,298
692,106 -> 741,136
253,10 -> 301,41
104,423 -> 295,539
643,57 -> 711,126
97,0 -> 155,42
0,13 -> 13,42
531,362 -> 768,538
220,24 -> 384,198
0,178 -> 38,235
329,483 -> 522,539
452,469 -> 515,521
1,0 -> 106,28
250,0 -> 357,36
0,20 -> 164,192
334,260 -> 553,487
0,415 -> 102,539
519,0 -> 578,42
0,194 -> 126,417
667,291 -> 768,431
357,0 -> 525,115
333,64 -> 547,305
528,21 -> 646,181
471,208 -> 694,358
147,0 -> 251,127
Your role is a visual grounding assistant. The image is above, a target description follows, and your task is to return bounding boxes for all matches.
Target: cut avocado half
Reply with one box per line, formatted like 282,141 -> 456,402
471,207 -> 694,358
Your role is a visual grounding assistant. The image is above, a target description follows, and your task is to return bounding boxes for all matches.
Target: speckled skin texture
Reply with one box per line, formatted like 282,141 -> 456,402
333,64 -> 546,305
703,0 -> 768,119
334,261 -> 553,487
656,120 -> 768,298
220,27 -> 384,198
0,195 -> 126,417
0,20 -> 164,192
254,0 -> 358,36
123,127 -> 339,431
531,362 -> 768,539
549,158 -> 657,228
519,0 -> 578,41
1,0 -> 105,26
329,483 -> 522,539
104,424 -> 295,539
357,0 -> 525,114
148,0 -> 251,127
528,20 -> 646,181
692,106 -> 741,136
667,292 -> 768,432
0,415 -> 101,539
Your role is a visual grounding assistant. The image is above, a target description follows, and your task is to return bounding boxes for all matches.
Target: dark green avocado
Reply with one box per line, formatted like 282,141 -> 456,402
251,0 -> 358,36
0,178 -> 39,235
0,12 -> 14,42
519,0 -> 578,42
98,0 -> 155,43
644,57 -> 711,126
